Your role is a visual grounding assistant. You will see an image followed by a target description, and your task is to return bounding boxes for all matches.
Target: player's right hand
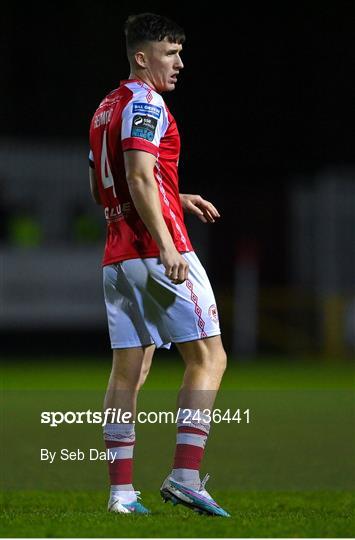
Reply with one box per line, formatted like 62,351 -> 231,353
160,247 -> 189,284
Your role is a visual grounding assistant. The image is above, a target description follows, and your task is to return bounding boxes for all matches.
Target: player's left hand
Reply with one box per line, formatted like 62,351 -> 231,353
180,194 -> 220,223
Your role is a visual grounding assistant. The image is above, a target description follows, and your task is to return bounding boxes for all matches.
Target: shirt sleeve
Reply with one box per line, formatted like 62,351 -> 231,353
121,95 -> 169,157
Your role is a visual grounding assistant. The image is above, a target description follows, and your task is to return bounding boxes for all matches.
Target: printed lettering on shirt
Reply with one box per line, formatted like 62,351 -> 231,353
132,102 -> 162,119
131,115 -> 158,142
104,202 -> 132,223
94,108 -> 113,128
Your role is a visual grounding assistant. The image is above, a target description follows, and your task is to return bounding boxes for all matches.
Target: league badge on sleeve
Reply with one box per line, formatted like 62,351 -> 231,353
131,115 -> 158,142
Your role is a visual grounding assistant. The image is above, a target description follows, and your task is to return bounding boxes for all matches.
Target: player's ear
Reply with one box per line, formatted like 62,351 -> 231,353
135,51 -> 147,68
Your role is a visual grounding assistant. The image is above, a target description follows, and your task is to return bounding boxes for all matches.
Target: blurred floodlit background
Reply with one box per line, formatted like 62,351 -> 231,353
1,4 -> 354,361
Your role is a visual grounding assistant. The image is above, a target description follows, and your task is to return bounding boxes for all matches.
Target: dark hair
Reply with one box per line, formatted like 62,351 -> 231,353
124,13 -> 185,54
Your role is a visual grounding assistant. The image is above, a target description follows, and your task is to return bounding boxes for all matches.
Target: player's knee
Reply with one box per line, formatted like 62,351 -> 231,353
194,347 -> 227,375
117,373 -> 141,391
214,348 -> 227,376
137,350 -> 153,389
206,347 -> 227,376
137,364 -> 150,389
110,366 -> 141,390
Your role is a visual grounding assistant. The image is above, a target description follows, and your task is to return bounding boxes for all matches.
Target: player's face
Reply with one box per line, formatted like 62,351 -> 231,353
143,39 -> 184,92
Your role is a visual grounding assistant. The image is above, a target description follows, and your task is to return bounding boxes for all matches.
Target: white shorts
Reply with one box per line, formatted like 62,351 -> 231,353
103,251 -> 221,349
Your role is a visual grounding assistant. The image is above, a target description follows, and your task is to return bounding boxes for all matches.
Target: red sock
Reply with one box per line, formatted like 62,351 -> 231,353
173,425 -> 207,470
104,423 -> 135,489
105,439 -> 134,485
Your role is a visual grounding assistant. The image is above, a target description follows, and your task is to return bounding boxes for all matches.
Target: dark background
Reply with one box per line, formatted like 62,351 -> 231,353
3,2 -> 354,283
1,2 -> 354,355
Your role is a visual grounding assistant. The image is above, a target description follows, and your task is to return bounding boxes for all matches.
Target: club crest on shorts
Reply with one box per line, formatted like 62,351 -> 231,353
208,304 -> 219,323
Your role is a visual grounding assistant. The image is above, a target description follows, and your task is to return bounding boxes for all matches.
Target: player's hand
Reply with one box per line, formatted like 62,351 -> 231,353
160,246 -> 189,284
180,194 -> 220,223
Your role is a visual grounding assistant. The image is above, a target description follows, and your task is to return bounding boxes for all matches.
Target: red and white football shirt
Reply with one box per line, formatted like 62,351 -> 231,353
89,79 -> 193,266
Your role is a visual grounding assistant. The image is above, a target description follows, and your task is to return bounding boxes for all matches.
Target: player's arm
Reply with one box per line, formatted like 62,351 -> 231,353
89,167 -> 102,205
179,193 -> 220,223
124,150 -> 189,284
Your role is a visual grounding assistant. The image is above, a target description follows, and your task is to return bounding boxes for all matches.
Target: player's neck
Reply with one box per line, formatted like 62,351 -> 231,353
128,72 -> 157,92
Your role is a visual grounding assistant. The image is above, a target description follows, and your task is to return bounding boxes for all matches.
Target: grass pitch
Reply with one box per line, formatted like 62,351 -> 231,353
1,490 -> 354,538
1,356 -> 354,537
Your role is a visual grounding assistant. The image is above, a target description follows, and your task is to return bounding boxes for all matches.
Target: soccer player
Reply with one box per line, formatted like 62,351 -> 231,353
89,13 -> 229,517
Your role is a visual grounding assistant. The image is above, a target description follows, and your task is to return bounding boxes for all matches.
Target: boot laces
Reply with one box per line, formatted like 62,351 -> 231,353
200,473 -> 210,491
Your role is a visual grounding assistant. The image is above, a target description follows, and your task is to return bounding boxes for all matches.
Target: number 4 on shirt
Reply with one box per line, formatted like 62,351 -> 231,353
101,130 -> 117,198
